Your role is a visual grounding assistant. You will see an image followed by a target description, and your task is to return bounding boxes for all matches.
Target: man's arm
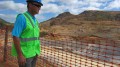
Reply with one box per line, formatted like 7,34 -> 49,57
12,14 -> 26,56
13,36 -> 26,66
13,36 -> 22,56
12,14 -> 26,66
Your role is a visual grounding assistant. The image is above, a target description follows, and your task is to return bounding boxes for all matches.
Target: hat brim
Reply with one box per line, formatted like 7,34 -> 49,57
36,2 -> 43,6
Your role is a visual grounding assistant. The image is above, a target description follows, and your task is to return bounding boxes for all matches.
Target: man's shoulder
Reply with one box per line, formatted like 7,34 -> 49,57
16,13 -> 27,21
15,13 -> 26,23
16,13 -> 24,18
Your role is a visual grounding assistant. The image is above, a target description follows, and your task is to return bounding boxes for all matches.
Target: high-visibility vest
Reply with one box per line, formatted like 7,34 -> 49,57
11,12 -> 41,58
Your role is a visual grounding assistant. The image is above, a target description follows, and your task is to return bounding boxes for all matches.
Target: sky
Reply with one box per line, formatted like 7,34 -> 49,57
0,0 -> 120,23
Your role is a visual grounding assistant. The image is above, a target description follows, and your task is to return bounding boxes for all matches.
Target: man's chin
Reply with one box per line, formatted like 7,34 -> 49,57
35,12 -> 39,15
36,12 -> 39,14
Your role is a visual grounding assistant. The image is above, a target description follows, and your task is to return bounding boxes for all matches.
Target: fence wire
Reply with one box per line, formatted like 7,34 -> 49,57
0,29 -> 120,67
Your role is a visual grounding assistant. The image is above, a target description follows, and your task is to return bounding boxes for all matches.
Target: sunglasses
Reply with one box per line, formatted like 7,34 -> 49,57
31,3 -> 41,8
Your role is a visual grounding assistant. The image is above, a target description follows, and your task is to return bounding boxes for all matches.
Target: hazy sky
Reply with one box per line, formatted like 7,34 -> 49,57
0,0 -> 120,23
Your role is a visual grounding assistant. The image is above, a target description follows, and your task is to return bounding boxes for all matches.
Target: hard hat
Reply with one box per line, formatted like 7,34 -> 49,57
26,0 -> 43,6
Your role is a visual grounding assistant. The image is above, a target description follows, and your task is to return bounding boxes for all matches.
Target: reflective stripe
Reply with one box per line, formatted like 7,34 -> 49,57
20,37 -> 39,42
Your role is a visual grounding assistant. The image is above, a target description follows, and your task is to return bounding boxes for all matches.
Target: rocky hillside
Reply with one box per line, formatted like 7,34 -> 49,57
0,18 -> 13,31
79,10 -> 120,21
40,10 -> 120,41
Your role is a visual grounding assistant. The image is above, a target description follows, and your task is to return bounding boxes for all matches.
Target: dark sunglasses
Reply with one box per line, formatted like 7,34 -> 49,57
31,3 -> 41,8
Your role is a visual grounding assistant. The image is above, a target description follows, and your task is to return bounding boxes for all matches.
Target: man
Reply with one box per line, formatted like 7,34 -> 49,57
11,0 -> 43,67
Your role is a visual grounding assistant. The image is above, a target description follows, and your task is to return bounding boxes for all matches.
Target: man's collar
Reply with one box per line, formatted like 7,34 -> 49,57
26,11 -> 35,18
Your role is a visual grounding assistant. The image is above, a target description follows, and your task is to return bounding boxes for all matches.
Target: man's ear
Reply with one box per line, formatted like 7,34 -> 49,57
27,3 -> 31,9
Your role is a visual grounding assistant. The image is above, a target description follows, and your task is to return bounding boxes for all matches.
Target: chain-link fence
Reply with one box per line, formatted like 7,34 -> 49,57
0,28 -> 120,67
